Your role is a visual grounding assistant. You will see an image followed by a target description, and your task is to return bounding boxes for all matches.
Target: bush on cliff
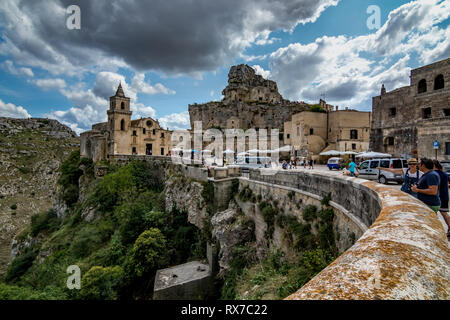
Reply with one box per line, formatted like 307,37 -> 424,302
80,266 -> 124,300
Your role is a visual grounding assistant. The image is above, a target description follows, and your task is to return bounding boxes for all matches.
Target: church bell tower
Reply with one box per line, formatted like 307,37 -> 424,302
107,83 -> 132,155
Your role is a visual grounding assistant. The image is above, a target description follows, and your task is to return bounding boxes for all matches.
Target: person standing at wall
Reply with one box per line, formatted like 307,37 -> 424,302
401,158 -> 422,198
433,160 -> 450,238
411,158 -> 441,213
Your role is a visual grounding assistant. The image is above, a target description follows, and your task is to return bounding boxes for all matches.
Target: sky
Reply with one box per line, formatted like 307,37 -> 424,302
0,0 -> 449,134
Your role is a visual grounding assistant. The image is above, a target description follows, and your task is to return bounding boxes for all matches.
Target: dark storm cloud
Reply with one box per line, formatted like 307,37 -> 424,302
0,0 -> 339,75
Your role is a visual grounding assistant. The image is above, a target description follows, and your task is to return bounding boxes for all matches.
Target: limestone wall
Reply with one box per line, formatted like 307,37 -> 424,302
284,180 -> 450,300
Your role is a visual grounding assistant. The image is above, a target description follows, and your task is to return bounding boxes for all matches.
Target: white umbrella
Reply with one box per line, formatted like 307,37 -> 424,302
319,150 -> 341,156
342,151 -> 358,155
202,149 -> 212,153
223,149 -> 234,154
274,145 -> 291,152
237,152 -> 249,156
356,151 -> 391,158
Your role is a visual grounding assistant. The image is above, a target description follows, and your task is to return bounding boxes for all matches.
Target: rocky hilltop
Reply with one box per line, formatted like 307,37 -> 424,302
0,117 -> 79,276
189,64 -> 308,130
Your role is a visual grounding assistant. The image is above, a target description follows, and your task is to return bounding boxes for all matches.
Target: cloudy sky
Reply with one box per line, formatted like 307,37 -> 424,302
0,0 -> 449,134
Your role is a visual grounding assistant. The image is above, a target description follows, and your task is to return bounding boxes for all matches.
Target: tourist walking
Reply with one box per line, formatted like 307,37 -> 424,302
307,154 -> 314,169
401,158 -> 422,198
433,160 -> 450,237
411,158 -> 441,213
347,159 -> 358,177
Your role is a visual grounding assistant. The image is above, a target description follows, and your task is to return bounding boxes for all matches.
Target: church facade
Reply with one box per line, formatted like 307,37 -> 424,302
80,84 -> 172,162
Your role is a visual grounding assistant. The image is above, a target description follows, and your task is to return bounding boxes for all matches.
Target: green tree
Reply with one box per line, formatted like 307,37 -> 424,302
80,266 -> 124,300
126,228 -> 166,278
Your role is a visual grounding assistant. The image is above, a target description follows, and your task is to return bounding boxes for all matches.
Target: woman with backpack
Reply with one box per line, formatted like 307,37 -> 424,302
401,158 -> 422,198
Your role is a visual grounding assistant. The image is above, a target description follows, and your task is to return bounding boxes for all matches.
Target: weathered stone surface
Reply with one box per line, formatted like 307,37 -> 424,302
211,200 -> 254,273
189,64 -> 308,131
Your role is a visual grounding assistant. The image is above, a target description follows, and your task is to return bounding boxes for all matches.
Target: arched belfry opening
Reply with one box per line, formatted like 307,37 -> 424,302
121,102 -> 125,110
120,119 -> 125,131
418,79 -> 427,93
434,74 -> 444,90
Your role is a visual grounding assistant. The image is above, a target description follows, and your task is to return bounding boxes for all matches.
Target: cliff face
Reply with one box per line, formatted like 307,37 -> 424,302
188,64 -> 308,131
0,117 -> 79,276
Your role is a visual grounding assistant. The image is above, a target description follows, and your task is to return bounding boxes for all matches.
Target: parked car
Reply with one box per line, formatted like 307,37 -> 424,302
327,157 -> 344,170
441,161 -> 450,174
357,158 -> 407,184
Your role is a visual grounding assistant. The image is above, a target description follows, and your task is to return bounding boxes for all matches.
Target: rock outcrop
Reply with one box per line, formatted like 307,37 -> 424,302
188,64 -> 308,131
0,117 -> 79,276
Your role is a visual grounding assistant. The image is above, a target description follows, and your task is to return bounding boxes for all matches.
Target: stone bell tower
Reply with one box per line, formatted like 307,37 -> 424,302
107,83 -> 132,155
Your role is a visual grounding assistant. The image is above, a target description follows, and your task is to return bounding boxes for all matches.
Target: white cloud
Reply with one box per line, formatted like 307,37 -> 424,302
1,60 -> 34,77
268,0 -> 450,108
31,78 -> 67,91
0,99 -> 31,118
252,65 -> 271,79
131,73 -> 176,95
158,111 -> 191,131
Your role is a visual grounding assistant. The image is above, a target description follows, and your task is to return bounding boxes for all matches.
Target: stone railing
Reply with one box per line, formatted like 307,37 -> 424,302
247,168 -> 449,299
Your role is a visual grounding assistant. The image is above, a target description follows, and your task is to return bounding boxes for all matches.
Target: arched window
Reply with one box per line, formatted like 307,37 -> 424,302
434,74 -> 444,90
121,102 -> 125,110
120,119 -> 125,131
418,79 -> 427,93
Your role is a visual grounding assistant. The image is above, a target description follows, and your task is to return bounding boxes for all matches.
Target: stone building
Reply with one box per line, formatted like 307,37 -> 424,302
188,64 -> 309,132
80,84 -> 172,162
284,106 -> 371,157
370,57 -> 450,160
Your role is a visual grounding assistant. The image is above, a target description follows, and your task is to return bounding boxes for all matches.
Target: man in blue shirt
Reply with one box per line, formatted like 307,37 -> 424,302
347,160 -> 358,177
412,158 -> 441,213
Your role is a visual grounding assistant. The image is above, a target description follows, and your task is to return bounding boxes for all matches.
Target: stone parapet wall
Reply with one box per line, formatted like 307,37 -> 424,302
284,179 -> 450,300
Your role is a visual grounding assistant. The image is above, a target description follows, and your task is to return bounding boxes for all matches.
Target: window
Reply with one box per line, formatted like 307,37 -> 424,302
310,128 -> 314,135
350,130 -> 358,140
380,160 -> 390,168
120,119 -> 125,131
161,148 -> 164,155
132,147 -> 136,154
389,108 -> 396,116
446,142 -> 450,155
422,107 -> 431,119
444,109 -> 450,117
387,137 -> 394,146
360,162 -> 369,170
132,130 -> 137,136
418,79 -> 427,93
352,143 -> 356,150
153,129 -> 156,135
121,102 -> 125,110
161,133 -> 165,138
286,134 -> 290,139
143,128 -> 146,134
146,120 -> 152,127
392,160 -> 403,169
370,160 -> 379,169
434,74 -> 444,90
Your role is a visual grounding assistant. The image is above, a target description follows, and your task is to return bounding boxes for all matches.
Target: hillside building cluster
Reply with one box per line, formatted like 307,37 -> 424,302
81,58 -> 449,163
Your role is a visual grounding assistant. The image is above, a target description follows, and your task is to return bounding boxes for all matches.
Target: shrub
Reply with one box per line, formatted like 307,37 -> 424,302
288,191 -> 295,200
5,248 -> 38,282
10,204 -> 17,210
30,209 -> 59,237
201,181 -> 215,214
125,228 -> 166,278
309,105 -> 327,113
302,205 -> 317,222
321,193 -> 332,206
0,284 -> 67,300
239,186 -> 254,202
18,167 -> 31,174
58,150 -> 83,206
80,266 -> 124,300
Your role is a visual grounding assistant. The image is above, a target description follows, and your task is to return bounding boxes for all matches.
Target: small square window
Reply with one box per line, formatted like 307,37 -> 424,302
389,108 -> 396,116
310,128 -> 314,135
352,144 -> 356,150
423,108 -> 431,119
444,109 -> 450,117
287,134 -> 290,139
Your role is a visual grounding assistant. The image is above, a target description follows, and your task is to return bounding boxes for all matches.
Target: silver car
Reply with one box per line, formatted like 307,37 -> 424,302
357,158 -> 407,184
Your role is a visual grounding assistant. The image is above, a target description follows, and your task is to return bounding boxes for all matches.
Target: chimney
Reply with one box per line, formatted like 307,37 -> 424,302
381,84 -> 386,95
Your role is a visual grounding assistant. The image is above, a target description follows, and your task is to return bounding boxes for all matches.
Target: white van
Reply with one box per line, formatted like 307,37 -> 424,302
357,158 -> 407,184
234,156 -> 271,168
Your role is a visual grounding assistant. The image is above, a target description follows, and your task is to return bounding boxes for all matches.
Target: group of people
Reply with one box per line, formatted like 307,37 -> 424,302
281,155 -> 315,170
401,158 -> 450,238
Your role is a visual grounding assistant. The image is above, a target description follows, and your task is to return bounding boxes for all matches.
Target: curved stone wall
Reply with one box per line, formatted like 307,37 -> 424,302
275,174 -> 450,300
